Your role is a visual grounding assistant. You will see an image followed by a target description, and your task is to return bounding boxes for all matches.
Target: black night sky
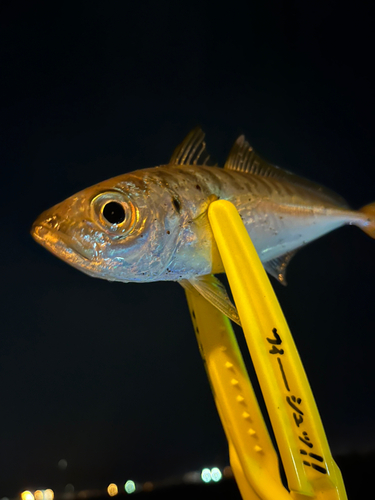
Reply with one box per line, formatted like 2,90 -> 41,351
1,1 -> 375,498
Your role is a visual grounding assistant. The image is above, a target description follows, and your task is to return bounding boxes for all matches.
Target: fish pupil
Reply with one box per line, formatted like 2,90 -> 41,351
102,201 -> 126,224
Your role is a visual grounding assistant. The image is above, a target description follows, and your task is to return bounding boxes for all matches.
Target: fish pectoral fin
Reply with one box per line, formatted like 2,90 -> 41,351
180,275 -> 241,326
263,250 -> 297,286
169,127 -> 217,167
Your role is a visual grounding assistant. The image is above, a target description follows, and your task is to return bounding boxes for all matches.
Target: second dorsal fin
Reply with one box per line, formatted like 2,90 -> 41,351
224,135 -> 287,176
169,127 -> 216,167
225,135 -> 349,208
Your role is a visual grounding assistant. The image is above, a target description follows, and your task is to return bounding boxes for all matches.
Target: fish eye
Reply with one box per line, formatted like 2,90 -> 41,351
91,191 -> 138,234
102,201 -> 126,224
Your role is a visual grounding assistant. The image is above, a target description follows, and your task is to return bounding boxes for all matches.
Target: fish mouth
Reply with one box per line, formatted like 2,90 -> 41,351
31,223 -> 95,265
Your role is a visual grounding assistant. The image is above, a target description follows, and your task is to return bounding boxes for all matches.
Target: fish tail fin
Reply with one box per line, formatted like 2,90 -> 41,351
358,202 -> 375,238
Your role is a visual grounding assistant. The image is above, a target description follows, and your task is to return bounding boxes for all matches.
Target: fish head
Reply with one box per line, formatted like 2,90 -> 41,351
31,174 -> 182,282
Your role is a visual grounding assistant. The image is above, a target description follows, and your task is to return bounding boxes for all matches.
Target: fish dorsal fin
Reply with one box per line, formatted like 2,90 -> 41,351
225,135 -> 349,207
263,250 -> 297,286
169,127 -> 216,167
180,274 -> 241,326
224,135 -> 277,176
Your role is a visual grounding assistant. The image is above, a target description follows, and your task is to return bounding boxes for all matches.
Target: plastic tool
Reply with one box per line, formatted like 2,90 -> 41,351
184,200 -> 347,500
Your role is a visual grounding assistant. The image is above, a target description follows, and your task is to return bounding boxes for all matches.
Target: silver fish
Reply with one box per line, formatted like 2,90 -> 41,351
31,127 -> 375,325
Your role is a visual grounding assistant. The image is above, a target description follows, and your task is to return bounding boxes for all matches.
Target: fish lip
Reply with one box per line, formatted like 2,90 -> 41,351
31,223 -> 93,262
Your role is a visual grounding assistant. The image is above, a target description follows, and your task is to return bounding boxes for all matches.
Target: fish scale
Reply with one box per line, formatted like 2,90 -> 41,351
31,127 -> 375,324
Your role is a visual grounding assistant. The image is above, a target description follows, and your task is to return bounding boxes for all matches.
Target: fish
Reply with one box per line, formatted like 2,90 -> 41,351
31,127 -> 375,325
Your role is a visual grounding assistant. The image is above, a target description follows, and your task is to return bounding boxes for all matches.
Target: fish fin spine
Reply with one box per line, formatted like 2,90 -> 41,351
224,135 -> 272,175
263,250 -> 298,285
358,202 -> 375,239
180,275 -> 241,326
225,135 -> 349,208
169,127 -> 217,167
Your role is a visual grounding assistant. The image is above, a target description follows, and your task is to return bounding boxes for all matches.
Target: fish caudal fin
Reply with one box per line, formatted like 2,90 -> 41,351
358,202 -> 375,238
